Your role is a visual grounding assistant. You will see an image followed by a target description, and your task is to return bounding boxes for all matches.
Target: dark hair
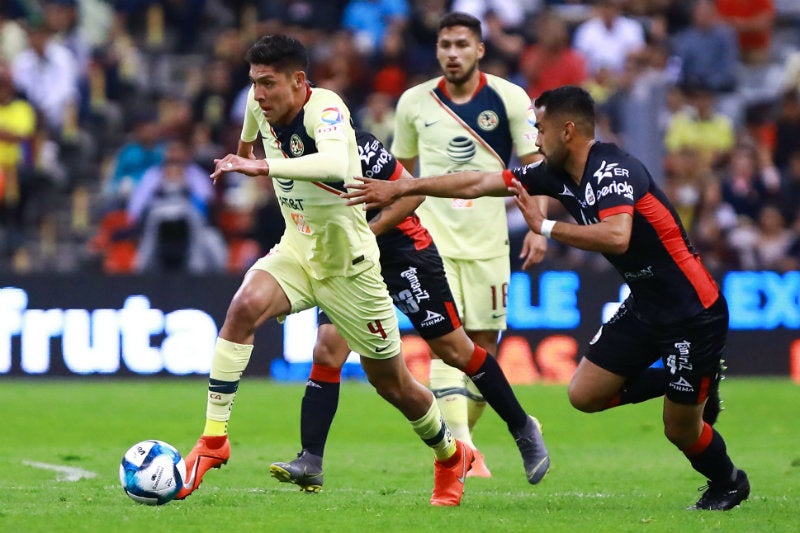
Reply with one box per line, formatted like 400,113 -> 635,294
534,86 -> 596,133
245,34 -> 309,73
438,12 -> 482,40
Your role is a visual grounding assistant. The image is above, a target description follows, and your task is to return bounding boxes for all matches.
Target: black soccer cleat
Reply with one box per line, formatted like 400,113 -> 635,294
689,469 -> 750,511
269,450 -> 324,493
512,415 -> 550,484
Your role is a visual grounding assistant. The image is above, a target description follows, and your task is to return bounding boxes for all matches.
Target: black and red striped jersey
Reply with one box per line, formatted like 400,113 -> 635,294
355,130 -> 432,253
508,142 -> 719,325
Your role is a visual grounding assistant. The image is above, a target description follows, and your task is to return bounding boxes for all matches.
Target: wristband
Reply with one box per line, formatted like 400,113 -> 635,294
540,219 -> 556,239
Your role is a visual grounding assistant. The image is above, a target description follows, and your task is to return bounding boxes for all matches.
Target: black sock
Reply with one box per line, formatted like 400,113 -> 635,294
300,379 -> 340,457
618,366 -> 668,405
467,352 -> 529,432
684,423 -> 736,483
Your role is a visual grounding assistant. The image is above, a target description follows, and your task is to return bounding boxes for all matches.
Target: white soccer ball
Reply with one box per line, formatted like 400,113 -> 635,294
119,440 -> 186,505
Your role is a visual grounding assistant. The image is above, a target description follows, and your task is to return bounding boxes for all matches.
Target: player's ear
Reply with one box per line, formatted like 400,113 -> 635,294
293,70 -> 306,88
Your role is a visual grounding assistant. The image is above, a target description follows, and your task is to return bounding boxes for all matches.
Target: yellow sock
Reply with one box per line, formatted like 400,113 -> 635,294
409,398 -> 457,461
465,377 -> 487,434
429,359 -> 473,447
203,337 -> 253,436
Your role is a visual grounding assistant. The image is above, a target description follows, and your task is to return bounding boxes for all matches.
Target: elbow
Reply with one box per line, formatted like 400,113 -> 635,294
607,234 -> 631,255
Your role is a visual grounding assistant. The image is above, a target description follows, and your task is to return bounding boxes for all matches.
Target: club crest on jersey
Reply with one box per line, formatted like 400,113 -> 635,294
290,134 -> 304,156
584,182 -> 596,205
276,178 -> 294,192
447,136 -> 476,163
320,106 -> 343,125
477,110 -> 499,131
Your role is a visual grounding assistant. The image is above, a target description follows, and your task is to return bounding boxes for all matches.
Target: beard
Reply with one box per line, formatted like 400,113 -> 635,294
443,61 -> 478,86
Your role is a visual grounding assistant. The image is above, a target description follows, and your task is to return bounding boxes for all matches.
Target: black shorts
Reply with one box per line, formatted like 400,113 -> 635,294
319,244 -> 462,340
585,295 -> 728,405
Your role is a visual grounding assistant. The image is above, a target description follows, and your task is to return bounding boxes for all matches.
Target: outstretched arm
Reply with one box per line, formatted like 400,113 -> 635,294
343,170 -> 509,210
510,180 -> 632,254
368,166 -> 424,236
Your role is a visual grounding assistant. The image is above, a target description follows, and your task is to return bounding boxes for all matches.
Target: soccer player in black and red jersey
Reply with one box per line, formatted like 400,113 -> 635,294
344,85 -> 749,511
268,130 -> 549,497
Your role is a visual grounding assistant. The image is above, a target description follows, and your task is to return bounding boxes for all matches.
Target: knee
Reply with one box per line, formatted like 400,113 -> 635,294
369,376 -> 403,405
663,418 -> 702,449
227,285 -> 268,323
567,382 -> 606,413
312,341 -> 346,368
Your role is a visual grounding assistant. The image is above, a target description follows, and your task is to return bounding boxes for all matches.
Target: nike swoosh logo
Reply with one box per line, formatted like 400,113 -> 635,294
424,120 -> 439,127
456,451 -> 468,483
375,344 -> 390,353
183,458 -> 200,488
492,313 -> 506,319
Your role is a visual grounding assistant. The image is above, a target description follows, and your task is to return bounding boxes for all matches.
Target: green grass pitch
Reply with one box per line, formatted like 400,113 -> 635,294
4,377 -> 798,533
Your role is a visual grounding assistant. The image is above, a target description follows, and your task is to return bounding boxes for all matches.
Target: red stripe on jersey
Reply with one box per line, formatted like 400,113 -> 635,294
635,193 -> 718,308
502,169 -> 515,187
697,376 -> 711,403
445,301 -> 462,330
388,161 -> 433,250
312,181 -> 345,195
599,205 -> 634,219
395,215 -> 433,250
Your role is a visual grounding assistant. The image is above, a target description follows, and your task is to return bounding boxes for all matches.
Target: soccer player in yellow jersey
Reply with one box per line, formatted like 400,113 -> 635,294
391,12 -> 548,474
176,34 -> 471,506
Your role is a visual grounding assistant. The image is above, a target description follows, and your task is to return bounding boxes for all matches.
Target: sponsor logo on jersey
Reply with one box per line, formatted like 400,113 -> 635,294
400,267 -> 431,303
526,105 -> 537,128
275,178 -> 294,192
358,139 -> 392,178
447,136 -> 476,163
623,266 -> 654,281
421,310 -> 445,327
666,342 -> 692,375
558,184 -> 575,199
593,160 -> 630,183
290,134 -> 304,156
585,182 -> 596,206
596,180 -> 634,202
477,110 -> 499,131
320,106 -> 343,125
278,196 -> 305,211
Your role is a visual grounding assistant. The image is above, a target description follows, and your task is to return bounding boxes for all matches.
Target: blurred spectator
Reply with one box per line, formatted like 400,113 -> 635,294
405,0 -> 449,77
719,143 -> 780,223
664,83 -> 735,170
662,147 -> 714,232
312,30 -> 370,108
751,203 -> 792,269
341,0 -> 409,56
0,12 -> 28,62
102,111 -> 164,205
128,138 -> 225,273
191,57 -> 237,145
356,92 -> 396,147
0,60 -> 36,255
778,149 -> 800,225
772,89 -> 800,170
11,17 -> 80,132
518,10 -> 587,99
691,179 -> 740,269
480,9 -> 526,76
598,42 -> 674,184
127,138 -> 214,225
451,0 -> 540,31
572,0 -> 646,77
671,0 -> 738,94
716,0 -> 775,65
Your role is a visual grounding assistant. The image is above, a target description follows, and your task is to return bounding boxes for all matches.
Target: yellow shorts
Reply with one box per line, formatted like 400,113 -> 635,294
251,244 -> 401,359
441,255 -> 509,332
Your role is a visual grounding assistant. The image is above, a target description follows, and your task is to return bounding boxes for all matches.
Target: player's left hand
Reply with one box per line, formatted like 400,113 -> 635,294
342,177 -> 399,210
510,178 -> 546,236
520,230 -> 547,270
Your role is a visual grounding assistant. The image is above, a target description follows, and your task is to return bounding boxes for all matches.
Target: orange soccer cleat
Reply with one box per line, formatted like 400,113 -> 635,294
430,440 -> 475,506
175,435 -> 230,500
466,447 -> 492,478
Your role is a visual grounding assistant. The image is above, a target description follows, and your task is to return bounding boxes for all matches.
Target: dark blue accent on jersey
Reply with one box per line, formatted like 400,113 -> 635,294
511,142 -> 719,325
433,81 -> 513,166
271,108 -> 347,193
209,378 -> 239,394
355,130 -> 432,252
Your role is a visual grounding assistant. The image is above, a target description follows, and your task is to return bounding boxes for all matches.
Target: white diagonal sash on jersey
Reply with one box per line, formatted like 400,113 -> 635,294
428,90 -> 507,169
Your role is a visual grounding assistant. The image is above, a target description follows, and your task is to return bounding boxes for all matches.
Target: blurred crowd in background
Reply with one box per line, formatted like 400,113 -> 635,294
1,0 -> 800,275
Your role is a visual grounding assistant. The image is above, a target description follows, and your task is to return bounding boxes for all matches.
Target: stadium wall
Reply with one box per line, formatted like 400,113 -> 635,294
1,270 -> 798,383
